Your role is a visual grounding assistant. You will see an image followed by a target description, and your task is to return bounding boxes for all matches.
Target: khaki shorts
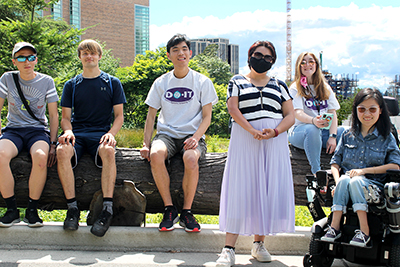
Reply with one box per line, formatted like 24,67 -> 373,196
152,133 -> 207,160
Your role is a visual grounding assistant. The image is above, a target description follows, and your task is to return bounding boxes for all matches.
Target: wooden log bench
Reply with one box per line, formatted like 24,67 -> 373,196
1,145 -> 332,216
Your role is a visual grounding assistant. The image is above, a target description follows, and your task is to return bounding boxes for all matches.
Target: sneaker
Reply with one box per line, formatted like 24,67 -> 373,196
251,241 -> 272,262
23,209 -> 43,228
63,208 -> 80,230
216,247 -> 235,266
321,225 -> 341,242
0,209 -> 20,227
179,210 -> 201,232
159,206 -> 179,232
349,230 -> 370,247
90,209 -> 113,237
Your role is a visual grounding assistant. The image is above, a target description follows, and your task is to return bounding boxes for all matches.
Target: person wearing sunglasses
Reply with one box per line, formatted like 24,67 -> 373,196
288,52 -> 346,176
216,40 -> 295,266
321,88 -> 400,247
57,39 -> 126,237
0,42 -> 59,228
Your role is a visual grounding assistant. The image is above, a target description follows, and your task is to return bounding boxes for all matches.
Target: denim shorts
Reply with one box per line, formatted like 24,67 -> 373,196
152,133 -> 207,160
0,127 -> 50,153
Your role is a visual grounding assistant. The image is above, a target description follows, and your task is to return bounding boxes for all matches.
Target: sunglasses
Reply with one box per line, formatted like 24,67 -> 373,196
253,52 -> 274,62
300,60 -> 316,66
357,106 -> 379,113
14,55 -> 37,62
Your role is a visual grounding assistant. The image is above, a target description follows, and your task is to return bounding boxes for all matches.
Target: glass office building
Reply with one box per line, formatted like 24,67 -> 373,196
135,4 -> 150,56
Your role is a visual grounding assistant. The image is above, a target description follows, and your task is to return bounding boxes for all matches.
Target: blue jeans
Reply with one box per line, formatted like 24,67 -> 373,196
332,175 -> 383,213
288,124 -> 346,174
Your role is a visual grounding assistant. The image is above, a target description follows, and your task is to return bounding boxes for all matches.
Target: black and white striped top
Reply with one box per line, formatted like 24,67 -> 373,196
227,75 -> 292,121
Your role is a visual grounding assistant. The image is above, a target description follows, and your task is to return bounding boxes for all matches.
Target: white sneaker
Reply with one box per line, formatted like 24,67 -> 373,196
216,247 -> 235,266
251,241 -> 271,262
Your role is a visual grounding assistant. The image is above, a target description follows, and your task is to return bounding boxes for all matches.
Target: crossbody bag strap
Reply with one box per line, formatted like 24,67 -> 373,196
12,73 -> 46,126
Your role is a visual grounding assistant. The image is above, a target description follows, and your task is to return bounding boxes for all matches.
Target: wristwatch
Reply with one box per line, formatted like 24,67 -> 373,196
50,141 -> 57,146
329,133 -> 337,138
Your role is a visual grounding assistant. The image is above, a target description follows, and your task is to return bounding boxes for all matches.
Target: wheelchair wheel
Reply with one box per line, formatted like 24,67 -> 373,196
390,245 -> 400,267
308,234 -> 334,267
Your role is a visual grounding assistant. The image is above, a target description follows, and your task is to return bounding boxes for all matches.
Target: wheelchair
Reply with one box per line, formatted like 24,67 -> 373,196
302,169 -> 400,267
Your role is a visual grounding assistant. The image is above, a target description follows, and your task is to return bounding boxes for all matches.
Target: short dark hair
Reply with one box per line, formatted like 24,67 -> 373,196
351,88 -> 391,137
247,40 -> 277,66
167,34 -> 191,53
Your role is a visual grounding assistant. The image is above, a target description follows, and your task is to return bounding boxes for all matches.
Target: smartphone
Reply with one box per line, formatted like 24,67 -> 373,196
321,113 -> 333,129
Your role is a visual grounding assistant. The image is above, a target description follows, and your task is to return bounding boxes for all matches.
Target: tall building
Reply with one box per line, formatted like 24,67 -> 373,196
43,0 -> 149,67
191,38 -> 239,74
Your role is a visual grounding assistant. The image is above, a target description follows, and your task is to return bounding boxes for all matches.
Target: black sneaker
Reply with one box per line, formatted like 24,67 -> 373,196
90,209 -> 112,237
0,209 -> 20,228
63,208 -> 80,230
179,210 -> 201,233
23,209 -> 43,228
159,206 -> 179,232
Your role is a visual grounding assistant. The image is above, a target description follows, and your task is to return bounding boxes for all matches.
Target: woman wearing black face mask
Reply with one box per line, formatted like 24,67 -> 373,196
216,41 -> 296,266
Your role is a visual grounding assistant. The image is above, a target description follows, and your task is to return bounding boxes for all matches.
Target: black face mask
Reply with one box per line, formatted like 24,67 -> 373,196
249,57 -> 273,73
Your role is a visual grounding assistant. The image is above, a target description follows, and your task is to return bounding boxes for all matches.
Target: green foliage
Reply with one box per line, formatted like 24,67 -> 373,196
336,91 -> 358,125
192,44 -> 233,85
0,7 -> 84,78
208,83 -> 230,136
204,135 -> 230,152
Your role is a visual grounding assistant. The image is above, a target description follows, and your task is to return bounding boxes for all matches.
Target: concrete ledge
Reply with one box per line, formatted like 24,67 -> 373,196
0,223 -> 311,255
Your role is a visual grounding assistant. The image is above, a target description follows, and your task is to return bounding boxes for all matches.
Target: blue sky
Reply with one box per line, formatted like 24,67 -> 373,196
149,1 -> 400,90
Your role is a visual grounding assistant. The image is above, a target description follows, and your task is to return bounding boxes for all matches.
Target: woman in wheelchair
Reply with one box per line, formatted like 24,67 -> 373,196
321,88 -> 400,247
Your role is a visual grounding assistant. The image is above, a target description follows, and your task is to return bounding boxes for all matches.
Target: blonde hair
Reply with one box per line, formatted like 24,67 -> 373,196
294,52 -> 330,100
77,39 -> 103,57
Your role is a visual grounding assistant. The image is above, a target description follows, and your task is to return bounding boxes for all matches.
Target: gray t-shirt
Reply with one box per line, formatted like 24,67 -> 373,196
145,68 -> 218,139
0,71 -> 59,129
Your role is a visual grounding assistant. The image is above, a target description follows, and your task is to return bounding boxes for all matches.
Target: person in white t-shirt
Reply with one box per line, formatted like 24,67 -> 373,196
140,34 -> 218,233
288,52 -> 345,175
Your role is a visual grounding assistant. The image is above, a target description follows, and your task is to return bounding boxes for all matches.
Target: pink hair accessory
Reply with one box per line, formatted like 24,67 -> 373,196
300,75 -> 308,88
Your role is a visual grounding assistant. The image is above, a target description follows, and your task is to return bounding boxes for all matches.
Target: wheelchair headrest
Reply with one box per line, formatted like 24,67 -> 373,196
384,96 -> 399,116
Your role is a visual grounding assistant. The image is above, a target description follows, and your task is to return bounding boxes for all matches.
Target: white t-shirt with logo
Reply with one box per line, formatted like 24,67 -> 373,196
289,82 -> 340,127
145,68 -> 218,139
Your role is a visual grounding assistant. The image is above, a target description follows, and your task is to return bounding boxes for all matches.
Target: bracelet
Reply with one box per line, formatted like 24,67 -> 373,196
273,128 -> 279,137
311,117 -> 316,126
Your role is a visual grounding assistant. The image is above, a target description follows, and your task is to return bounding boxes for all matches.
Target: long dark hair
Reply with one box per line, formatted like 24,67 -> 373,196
351,88 -> 391,137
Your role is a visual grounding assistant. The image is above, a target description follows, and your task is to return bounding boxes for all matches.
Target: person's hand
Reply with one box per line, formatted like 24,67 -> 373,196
326,137 -> 336,154
58,130 -> 75,146
100,133 -> 116,147
250,129 -> 267,140
140,145 -> 150,161
313,115 -> 330,129
184,136 -> 199,150
348,169 -> 365,178
47,144 -> 57,167
261,128 -> 275,140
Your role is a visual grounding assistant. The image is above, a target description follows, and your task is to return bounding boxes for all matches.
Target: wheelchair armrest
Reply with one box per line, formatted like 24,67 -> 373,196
386,169 -> 400,183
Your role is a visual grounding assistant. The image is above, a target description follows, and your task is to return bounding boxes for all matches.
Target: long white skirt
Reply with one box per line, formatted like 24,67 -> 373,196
219,118 -> 295,236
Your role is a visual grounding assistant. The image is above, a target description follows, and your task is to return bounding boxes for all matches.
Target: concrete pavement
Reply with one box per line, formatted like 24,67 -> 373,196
0,223 -> 379,266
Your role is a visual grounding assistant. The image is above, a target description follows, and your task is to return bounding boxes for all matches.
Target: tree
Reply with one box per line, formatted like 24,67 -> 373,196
0,0 -> 84,78
192,44 -> 233,85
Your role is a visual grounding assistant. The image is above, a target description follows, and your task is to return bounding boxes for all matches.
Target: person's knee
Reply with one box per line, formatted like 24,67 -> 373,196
31,149 -> 48,168
150,149 -> 167,166
0,150 -> 12,166
99,145 -> 115,162
182,152 -> 199,171
56,145 -> 73,162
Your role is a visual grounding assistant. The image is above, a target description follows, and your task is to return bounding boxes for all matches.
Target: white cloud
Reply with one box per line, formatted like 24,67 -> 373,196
150,4 -> 400,91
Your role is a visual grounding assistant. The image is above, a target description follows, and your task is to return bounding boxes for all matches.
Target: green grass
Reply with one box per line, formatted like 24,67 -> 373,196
0,206 -> 327,227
